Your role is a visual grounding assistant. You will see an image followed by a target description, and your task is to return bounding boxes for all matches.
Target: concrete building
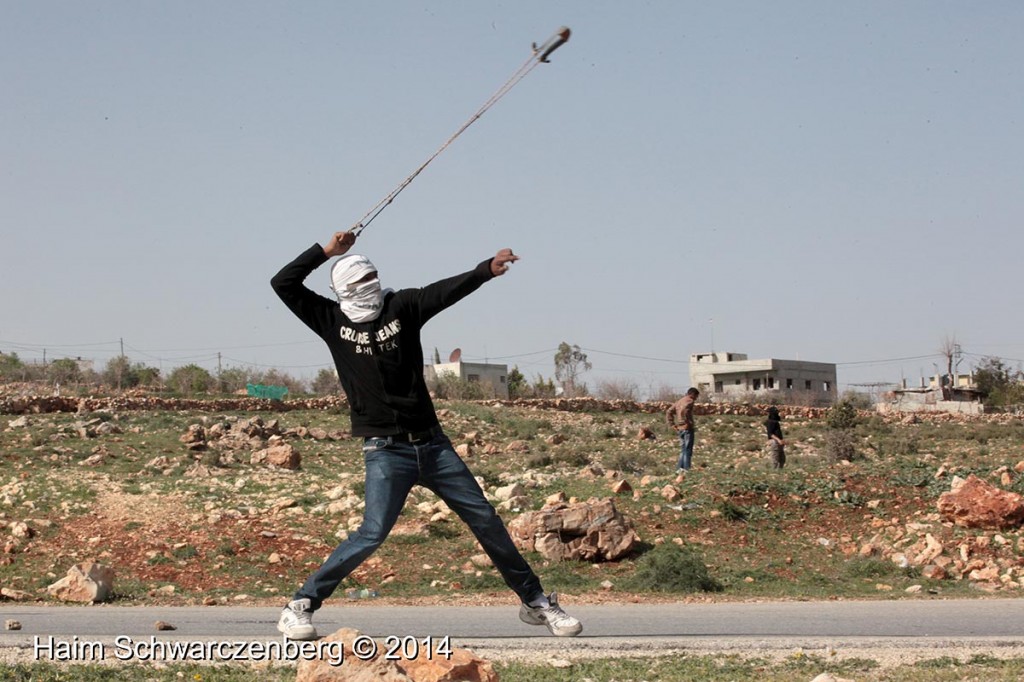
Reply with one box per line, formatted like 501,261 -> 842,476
689,352 -> 837,401
425,360 -> 510,399
875,373 -> 984,415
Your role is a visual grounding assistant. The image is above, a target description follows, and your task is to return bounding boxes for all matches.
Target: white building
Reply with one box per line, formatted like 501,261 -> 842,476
425,360 -> 510,398
689,352 -> 836,401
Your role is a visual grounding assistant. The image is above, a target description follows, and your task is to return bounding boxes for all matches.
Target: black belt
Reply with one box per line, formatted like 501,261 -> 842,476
366,425 -> 443,444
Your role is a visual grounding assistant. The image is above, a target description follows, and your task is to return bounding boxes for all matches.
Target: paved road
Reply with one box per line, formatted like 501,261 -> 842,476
2,599 -> 1023,663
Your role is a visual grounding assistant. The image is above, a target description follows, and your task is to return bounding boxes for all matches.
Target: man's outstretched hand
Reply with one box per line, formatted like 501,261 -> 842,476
323,231 -> 356,258
491,248 -> 519,277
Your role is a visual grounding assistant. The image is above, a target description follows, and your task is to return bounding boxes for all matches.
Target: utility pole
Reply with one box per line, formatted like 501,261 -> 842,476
118,337 -> 125,391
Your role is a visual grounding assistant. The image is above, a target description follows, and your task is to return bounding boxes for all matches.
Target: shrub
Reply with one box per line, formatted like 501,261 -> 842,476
430,371 -> 489,400
838,390 -> 873,410
824,429 -> 857,462
594,378 -> 639,401
626,544 -> 723,593
607,451 -> 661,475
891,435 -> 918,455
527,453 -> 553,468
552,450 -> 591,468
826,398 -> 859,430
718,500 -> 749,522
842,557 -> 900,580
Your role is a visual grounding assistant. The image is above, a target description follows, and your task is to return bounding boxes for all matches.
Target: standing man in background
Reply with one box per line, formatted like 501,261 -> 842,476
666,387 -> 700,473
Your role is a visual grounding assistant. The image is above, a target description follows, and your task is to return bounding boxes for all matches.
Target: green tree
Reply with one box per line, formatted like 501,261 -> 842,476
0,352 -> 25,381
531,374 -> 557,398
102,357 -> 161,390
168,364 -> 214,394
218,367 -> 252,394
975,357 -> 1024,407
47,358 -> 82,386
135,365 -> 161,387
103,356 -> 137,389
507,366 -> 526,399
554,342 -> 591,397
254,368 -> 307,395
311,368 -> 341,395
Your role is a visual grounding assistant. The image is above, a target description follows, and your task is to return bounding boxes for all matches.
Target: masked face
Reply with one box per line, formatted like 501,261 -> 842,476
330,255 -> 383,322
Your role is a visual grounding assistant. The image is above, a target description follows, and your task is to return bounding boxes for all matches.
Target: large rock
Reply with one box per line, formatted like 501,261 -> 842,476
251,443 -> 301,470
46,561 -> 115,603
493,483 -> 526,502
508,497 -> 639,562
179,424 -> 207,450
937,475 -> 1024,529
295,627 -> 497,682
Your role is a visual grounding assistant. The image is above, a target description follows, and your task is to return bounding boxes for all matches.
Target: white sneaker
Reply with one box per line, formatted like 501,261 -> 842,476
277,598 -> 318,640
519,592 -> 582,637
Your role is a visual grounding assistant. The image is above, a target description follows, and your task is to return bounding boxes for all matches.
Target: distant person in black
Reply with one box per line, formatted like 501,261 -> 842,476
765,406 -> 785,469
271,230 -> 581,640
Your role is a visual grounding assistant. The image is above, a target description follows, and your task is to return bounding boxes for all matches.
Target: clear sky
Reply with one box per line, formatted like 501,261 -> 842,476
3,1 -> 1022,397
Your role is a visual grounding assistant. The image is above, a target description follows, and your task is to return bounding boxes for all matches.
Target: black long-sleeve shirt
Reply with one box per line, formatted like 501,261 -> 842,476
271,244 -> 494,436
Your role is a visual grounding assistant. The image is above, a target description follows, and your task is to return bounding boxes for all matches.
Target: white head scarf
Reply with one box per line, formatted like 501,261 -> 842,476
330,255 -> 384,322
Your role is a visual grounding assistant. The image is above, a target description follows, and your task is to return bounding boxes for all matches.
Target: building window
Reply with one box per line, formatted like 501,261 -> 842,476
715,381 -> 723,393
786,378 -> 793,389
499,376 -> 506,384
753,378 -> 761,390
767,377 -> 775,389
805,380 -> 812,390
735,379 -> 742,385
824,381 -> 831,392
468,374 -> 480,383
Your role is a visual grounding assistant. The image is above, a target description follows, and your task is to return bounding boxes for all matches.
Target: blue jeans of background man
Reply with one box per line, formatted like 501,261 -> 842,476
676,429 -> 694,470
294,432 -> 544,610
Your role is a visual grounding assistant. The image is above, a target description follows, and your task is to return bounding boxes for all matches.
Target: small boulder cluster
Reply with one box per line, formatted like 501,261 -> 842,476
854,469 -> 1024,591
176,416 -> 348,471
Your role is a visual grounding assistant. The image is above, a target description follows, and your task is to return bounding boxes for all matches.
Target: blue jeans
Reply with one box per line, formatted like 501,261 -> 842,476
676,429 -> 694,470
294,431 -> 544,610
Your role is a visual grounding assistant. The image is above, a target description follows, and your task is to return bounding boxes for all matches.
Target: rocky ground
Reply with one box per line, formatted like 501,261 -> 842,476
3,394 -> 1024,677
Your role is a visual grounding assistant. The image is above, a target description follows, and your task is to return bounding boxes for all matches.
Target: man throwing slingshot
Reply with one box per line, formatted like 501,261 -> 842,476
270,230 -> 582,640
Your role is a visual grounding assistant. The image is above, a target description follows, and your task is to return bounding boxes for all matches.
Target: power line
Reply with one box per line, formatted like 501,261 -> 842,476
220,355 -> 334,371
962,351 -> 1024,365
0,338 -> 120,349
582,347 -> 690,365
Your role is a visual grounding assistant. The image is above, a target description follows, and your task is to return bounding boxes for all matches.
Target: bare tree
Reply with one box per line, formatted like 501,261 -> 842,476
938,335 -> 962,398
594,378 -> 638,401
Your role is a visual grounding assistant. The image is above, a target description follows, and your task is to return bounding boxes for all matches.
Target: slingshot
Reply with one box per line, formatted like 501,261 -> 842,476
350,27 -> 571,237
